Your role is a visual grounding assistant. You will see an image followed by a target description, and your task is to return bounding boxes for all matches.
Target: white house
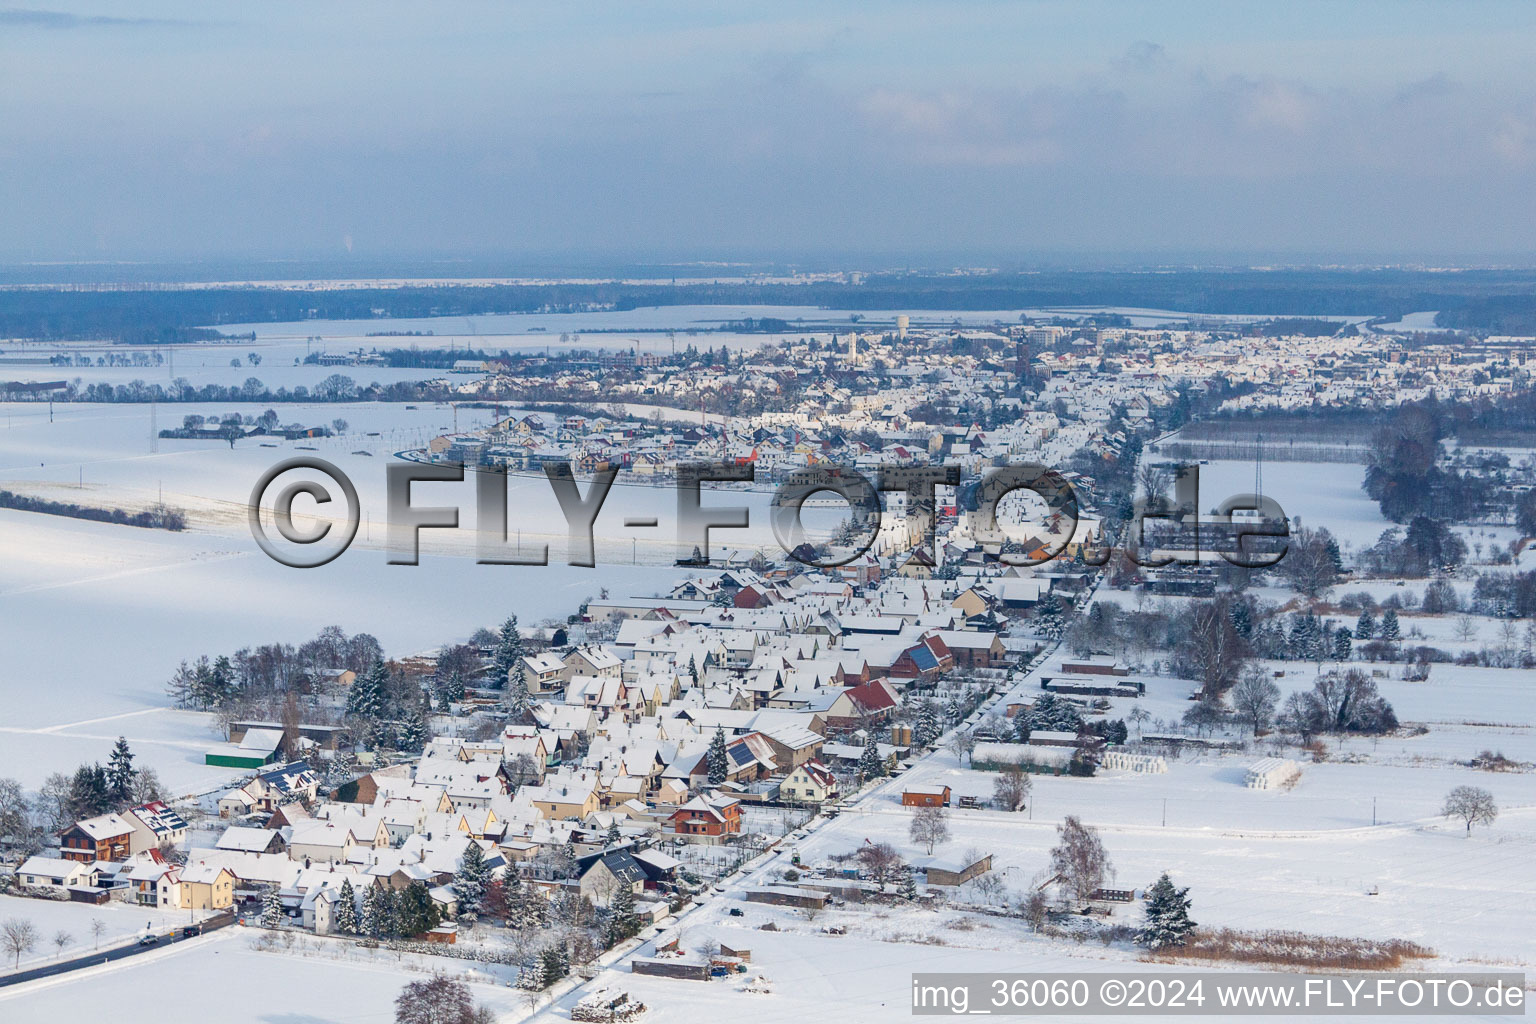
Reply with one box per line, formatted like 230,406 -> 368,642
779,759 -> 839,805
16,856 -> 98,890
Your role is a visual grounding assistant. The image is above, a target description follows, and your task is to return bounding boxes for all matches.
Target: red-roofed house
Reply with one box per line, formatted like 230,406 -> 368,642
669,794 -> 742,837
823,678 -> 900,729
889,634 -> 954,681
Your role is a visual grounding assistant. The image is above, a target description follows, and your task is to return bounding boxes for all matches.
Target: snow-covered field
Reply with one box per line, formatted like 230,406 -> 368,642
0,708 -> 245,793
0,928 -> 525,1023
0,397 -> 783,786
1191,459 -> 1391,552
0,893 -> 207,974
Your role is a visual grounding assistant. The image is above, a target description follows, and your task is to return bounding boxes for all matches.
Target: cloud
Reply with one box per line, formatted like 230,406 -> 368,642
857,87 -> 1101,167
1117,41 -> 1171,74
0,7 -> 199,28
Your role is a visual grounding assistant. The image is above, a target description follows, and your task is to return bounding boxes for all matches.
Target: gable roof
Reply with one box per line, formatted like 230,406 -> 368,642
70,812 -> 135,841
130,801 -> 189,837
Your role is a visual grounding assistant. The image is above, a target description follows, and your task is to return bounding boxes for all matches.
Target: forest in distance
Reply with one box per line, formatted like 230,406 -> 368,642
7,268 -> 1536,344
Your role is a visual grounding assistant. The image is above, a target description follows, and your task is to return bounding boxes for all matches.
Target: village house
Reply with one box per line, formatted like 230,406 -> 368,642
522,774 -> 603,820
579,850 -> 648,908
125,801 -> 190,854
59,812 -> 135,863
668,793 -> 742,838
820,678 -> 901,730
177,862 -> 237,910
562,646 -> 622,681
287,821 -> 358,864
16,855 -> 99,891
779,760 -> 839,804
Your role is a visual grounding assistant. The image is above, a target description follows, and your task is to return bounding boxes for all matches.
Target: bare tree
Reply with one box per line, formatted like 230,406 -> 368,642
971,872 -> 1004,905
1177,598 -> 1248,701
1049,816 -> 1112,908
52,930 -> 73,958
1454,615 -> 1478,643
1229,668 -> 1281,736
1019,889 -> 1049,932
909,805 -> 951,855
2,918 -> 37,968
855,841 -> 905,891
1442,786 -> 1498,833
1282,527 -> 1341,598
131,767 -> 165,806
992,762 -> 1031,811
1137,463 -> 1171,508
945,730 -> 976,767
35,774 -> 73,833
0,777 -> 40,854
90,919 -> 106,951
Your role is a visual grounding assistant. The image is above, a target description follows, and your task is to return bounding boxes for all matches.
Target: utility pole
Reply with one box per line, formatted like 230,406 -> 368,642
1161,799 -> 1167,827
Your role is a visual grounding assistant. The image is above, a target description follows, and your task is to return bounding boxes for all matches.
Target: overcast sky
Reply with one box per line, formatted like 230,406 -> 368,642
3,1 -> 1535,266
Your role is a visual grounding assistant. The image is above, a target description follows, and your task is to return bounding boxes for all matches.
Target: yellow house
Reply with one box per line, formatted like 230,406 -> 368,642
779,760 -> 839,805
524,777 -> 601,820
950,586 -> 991,619
177,863 -> 235,910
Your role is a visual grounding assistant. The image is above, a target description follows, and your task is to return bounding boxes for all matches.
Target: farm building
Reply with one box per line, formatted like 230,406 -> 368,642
745,885 -> 831,910
632,957 -> 712,981
205,727 -> 283,769
900,784 -> 951,807
971,742 -> 1074,774
913,851 -> 993,887
1041,674 -> 1144,698
1026,729 -> 1087,748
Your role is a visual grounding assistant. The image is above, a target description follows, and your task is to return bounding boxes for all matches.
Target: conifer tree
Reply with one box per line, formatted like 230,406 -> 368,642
378,885 -> 401,937
347,658 -> 387,720
604,882 -> 640,947
1380,609 -> 1401,642
106,737 -> 136,806
858,729 -> 885,780
396,698 -> 429,753
1136,873 -> 1196,949
361,881 -> 384,936
898,869 -> 919,902
913,699 -> 942,748
261,889 -> 285,929
1355,609 -> 1376,640
538,946 -> 567,987
334,879 -> 359,935
455,841 -> 488,920
68,764 -> 111,819
507,663 -> 532,720
1333,626 -> 1353,661
396,880 -> 441,938
492,616 -> 524,687
706,727 -> 730,786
